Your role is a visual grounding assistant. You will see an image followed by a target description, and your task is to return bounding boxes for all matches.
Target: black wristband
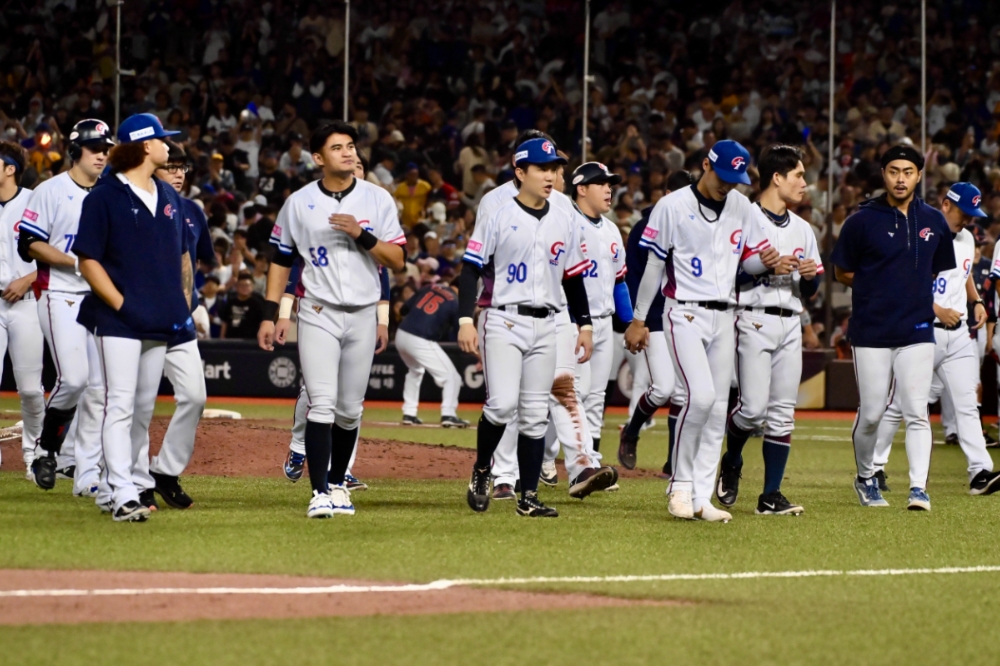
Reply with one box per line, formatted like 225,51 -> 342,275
356,229 -> 378,251
262,300 -> 279,323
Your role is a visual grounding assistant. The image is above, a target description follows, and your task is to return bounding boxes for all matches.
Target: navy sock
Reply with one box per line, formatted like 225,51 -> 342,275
304,421 -> 333,494
517,433 -> 545,497
763,435 -> 791,494
475,416 -> 507,470
625,393 -> 660,438
327,424 -> 358,486
725,421 -> 753,467
665,403 -> 679,472
592,437 -> 601,453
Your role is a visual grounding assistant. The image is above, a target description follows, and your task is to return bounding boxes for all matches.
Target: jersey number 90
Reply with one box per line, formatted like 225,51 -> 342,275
506,262 -> 527,283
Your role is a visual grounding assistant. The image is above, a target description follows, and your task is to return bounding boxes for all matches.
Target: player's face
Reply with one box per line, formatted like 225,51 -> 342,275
517,164 -> 557,200
76,144 -> 109,179
147,138 -> 170,169
701,161 -> 734,200
314,133 -> 357,176
941,199 -> 970,229
554,166 -> 565,192
354,160 -> 365,179
882,160 -> 921,202
0,164 -> 15,187
155,162 -> 187,192
776,161 -> 807,206
581,182 -> 613,214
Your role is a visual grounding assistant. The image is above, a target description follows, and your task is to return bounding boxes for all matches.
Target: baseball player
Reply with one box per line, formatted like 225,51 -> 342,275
459,137 -> 595,518
397,283 -> 470,427
716,145 -> 822,516
831,144 -> 955,511
260,121 -> 406,519
136,141 -> 215,510
873,182 -> 1000,498
72,113 -> 194,522
625,139 -> 779,522
0,142 -> 45,477
619,171 -> 694,476
18,119 -> 114,494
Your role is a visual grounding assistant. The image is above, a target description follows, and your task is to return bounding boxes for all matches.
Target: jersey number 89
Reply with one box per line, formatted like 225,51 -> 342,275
310,246 -> 329,267
933,277 -> 946,295
506,262 -> 527,283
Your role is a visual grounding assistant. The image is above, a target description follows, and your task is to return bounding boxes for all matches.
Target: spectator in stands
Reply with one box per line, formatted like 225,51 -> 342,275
219,272 -> 265,339
199,276 -> 225,339
257,149 -> 290,205
395,163 -> 432,227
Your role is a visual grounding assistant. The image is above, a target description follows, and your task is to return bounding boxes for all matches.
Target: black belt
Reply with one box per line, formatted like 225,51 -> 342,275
934,322 -> 962,331
748,306 -> 796,318
498,304 -> 553,319
677,300 -> 729,311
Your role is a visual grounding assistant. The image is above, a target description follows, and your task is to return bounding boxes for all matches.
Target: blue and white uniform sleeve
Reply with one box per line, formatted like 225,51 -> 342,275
563,218 -> 591,278
284,258 -> 303,295
20,188 -> 52,241
376,189 -> 407,246
463,208 -> 496,268
638,200 -> 670,260
991,242 -> 1000,280
379,265 -> 390,300
270,199 -> 295,258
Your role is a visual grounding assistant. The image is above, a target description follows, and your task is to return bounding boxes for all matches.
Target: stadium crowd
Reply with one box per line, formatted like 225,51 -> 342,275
2,0 -> 1000,349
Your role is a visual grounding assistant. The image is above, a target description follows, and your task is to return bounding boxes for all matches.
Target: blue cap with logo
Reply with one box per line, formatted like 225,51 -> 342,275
946,182 -> 988,218
117,113 -> 180,144
513,138 -> 567,168
707,139 -> 752,185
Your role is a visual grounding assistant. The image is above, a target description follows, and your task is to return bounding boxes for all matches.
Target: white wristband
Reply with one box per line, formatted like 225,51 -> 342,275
459,317 -> 474,326
377,302 -> 389,326
278,294 -> 294,320
580,324 -> 593,331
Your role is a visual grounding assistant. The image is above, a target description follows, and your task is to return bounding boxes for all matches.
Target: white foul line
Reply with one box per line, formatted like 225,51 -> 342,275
1,565 -> 998,599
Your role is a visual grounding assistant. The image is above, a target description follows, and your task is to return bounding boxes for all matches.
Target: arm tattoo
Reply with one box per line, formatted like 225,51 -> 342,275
181,253 -> 194,309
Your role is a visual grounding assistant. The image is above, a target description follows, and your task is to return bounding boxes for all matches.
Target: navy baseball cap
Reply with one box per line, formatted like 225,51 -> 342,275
513,138 -> 566,168
117,113 -> 180,144
946,182 -> 988,218
707,139 -> 752,185
571,161 -> 623,187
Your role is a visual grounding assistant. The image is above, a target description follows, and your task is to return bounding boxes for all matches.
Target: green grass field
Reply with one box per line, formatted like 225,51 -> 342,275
2,396 -> 1000,665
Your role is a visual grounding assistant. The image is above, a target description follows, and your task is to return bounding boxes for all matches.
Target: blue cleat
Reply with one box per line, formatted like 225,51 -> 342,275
344,474 -> 368,491
907,487 -> 931,511
854,476 -> 890,507
283,450 -> 305,482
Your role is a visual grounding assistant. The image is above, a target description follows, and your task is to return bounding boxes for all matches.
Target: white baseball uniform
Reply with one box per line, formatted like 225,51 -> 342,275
20,172 -> 104,491
875,229 -> 993,485
732,207 -> 823,438
0,187 -> 45,470
637,186 -> 772,509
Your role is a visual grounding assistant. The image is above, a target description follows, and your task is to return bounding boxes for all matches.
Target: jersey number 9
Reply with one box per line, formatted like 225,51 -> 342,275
506,262 -> 527,283
691,257 -> 703,277
310,246 -> 329,267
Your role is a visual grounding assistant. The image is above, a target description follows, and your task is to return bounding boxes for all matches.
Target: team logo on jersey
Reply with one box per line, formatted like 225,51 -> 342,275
611,243 -> 619,260
753,322 -> 763,330
273,224 -> 282,236
793,247 -> 805,261
467,240 -> 483,252
22,209 -> 37,222
550,241 -> 565,265
360,220 -> 374,233
13,221 -> 20,233
919,228 -> 934,241
964,258 -> 972,275
684,314 -> 695,322
312,304 -> 323,313
164,203 -> 174,217
730,229 -> 742,254
641,227 -> 657,240
185,217 -> 193,228
731,156 -> 746,169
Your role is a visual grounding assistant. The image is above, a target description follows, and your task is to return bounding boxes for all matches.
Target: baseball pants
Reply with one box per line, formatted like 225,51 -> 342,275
574,315 -> 615,446
731,311 -> 802,438
147,339 -> 207,477
289,385 -> 359,473
665,304 -> 735,509
627,329 -> 676,418
395,328 -> 461,419
852,343 -> 934,483
95,336 -> 167,511
0,295 -> 45,470
874,329 -> 993,484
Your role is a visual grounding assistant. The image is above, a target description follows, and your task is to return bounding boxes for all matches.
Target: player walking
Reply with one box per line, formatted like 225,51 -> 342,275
873,182 -> 1000,500
831,145 -> 955,510
260,121 -> 406,519
73,113 -> 194,522
397,283 -> 470,427
0,142 -> 45,477
459,137 -> 594,517
716,145 -> 822,516
625,140 -> 779,522
18,119 -> 114,494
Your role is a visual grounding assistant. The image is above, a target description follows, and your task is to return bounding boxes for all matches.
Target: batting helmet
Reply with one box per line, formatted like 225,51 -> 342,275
68,119 -> 115,162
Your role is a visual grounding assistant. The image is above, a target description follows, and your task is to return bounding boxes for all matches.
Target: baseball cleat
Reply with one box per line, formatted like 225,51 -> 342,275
23,454 -> 34,481
516,491 -> 559,517
283,450 -> 305,482
854,476 -> 890,507
441,415 -> 470,428
568,466 -> 616,499
755,491 -> 803,515
307,490 -> 335,519
969,469 -> 1000,495
139,489 -> 159,512
694,504 -> 732,523
344,474 -> 368,491
986,432 -> 1000,449
668,489 -> 694,519
152,472 -> 194,509
492,483 -> 516,500
467,466 -> 492,512
944,433 -> 959,446
539,460 -> 558,487
55,465 -> 75,480
907,487 -> 931,511
617,426 -> 638,470
328,484 -> 355,515
873,469 -> 890,492
401,415 -> 423,425
113,500 -> 150,523
31,453 -> 57,490
74,483 -> 100,499
715,453 -> 742,507
605,466 -> 620,492
642,418 -> 656,431
660,460 -> 672,480
98,500 -> 114,514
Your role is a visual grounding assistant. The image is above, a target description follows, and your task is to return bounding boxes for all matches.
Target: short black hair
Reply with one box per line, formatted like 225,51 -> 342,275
237,271 -> 253,281
665,170 -> 694,192
164,139 -> 188,164
310,121 -> 360,154
0,140 -> 26,183
515,129 -> 554,148
758,145 -> 803,191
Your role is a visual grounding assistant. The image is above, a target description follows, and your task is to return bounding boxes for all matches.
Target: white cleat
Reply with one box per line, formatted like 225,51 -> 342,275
668,489 -> 694,519
329,484 -> 356,516
306,490 -> 335,519
694,504 -> 732,523
74,483 -> 100,498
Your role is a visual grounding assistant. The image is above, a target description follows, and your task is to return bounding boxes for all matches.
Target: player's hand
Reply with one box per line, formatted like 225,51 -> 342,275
329,213 -> 362,239
458,322 -> 479,357
773,255 -> 799,276
797,258 -> 818,280
938,308 -> 963,328
258,320 -> 276,351
274,318 -> 292,345
759,246 -> 781,269
973,303 -> 987,330
1,274 -> 33,303
576,327 -> 594,363
375,324 -> 389,353
624,319 -> 649,353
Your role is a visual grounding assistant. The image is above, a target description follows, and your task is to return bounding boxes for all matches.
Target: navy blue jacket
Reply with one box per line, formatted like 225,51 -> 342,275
74,174 -> 195,342
399,284 -> 458,341
626,209 -> 665,332
831,194 -> 955,348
